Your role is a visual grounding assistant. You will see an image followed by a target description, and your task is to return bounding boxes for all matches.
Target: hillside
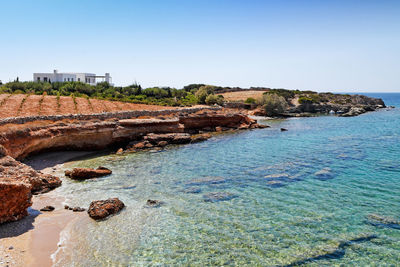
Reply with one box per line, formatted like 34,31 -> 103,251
0,94 -> 175,119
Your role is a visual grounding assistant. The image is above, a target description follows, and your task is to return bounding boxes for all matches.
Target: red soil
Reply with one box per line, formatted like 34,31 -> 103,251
0,94 -> 175,119
40,96 -> 59,116
0,94 -> 26,118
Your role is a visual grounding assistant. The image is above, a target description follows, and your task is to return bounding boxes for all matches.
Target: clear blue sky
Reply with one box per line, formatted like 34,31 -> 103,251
1,0 -> 399,92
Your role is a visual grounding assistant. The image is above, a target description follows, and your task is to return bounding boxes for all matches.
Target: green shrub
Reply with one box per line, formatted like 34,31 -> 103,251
245,97 -> 256,104
259,93 -> 288,116
205,94 -> 224,105
298,96 -> 314,104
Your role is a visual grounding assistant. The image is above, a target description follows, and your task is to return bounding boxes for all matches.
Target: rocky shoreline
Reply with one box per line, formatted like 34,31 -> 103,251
0,107 -> 265,225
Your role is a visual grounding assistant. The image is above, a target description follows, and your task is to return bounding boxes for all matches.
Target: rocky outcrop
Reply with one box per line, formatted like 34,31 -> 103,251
0,156 -> 61,194
339,107 -> 366,117
0,181 -> 32,224
87,198 -> 125,220
179,112 -> 260,132
0,155 -> 61,223
65,167 -> 112,180
0,109 -> 262,160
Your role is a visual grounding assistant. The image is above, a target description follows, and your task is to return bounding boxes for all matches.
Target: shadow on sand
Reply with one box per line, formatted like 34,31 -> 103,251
0,208 -> 41,238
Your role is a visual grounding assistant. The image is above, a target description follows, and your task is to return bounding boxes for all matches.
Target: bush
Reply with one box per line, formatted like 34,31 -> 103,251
259,93 -> 288,116
205,94 -> 224,105
245,97 -> 256,104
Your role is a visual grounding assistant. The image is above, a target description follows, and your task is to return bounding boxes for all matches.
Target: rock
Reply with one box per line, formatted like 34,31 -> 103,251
248,107 -> 266,116
366,213 -> 400,229
133,142 -> 146,149
64,205 -> 70,209
72,207 -> 86,212
116,148 -> 124,154
146,199 -> 164,208
314,167 -> 333,180
191,133 -> 212,143
0,181 -> 32,224
185,176 -> 226,186
267,180 -> 284,187
203,192 -> 237,202
157,141 -> 168,147
215,126 -> 223,132
183,187 -> 202,194
280,128 -> 288,131
40,205 -> 55,212
171,134 -> 192,144
0,156 -> 61,195
8,246 -> 13,250
65,167 -> 112,180
340,107 -> 366,117
0,145 -> 7,157
145,143 -> 154,148
264,173 -> 290,179
87,198 -> 125,220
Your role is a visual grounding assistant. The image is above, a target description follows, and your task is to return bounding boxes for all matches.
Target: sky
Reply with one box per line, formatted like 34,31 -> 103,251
0,0 -> 399,92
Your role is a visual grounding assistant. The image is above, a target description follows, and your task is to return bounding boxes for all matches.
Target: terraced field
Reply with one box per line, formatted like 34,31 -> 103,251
0,94 -> 175,119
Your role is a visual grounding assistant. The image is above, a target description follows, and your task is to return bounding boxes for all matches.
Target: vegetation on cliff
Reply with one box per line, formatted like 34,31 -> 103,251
0,81 -> 385,116
0,81 -> 224,107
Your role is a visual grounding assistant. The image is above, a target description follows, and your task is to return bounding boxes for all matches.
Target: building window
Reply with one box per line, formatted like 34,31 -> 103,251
68,78 -> 70,82
64,78 -> 66,82
44,77 -> 48,82
37,77 -> 40,82
71,78 -> 74,82
78,78 -> 80,82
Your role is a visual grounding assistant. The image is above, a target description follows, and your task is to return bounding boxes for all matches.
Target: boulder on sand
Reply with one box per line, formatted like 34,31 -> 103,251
65,166 -> 112,180
87,198 -> 125,220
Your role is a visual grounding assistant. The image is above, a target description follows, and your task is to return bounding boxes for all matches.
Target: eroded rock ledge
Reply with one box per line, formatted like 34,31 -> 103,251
0,108 -> 265,223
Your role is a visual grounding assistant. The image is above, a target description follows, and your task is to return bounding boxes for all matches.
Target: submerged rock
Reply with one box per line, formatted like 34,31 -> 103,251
280,128 -> 288,131
185,176 -> 226,186
366,214 -> 400,229
203,192 -> 237,202
314,167 -> 333,180
284,234 -> 377,266
183,187 -> 202,194
145,199 -> 165,208
87,198 -> 125,220
65,166 -> 112,180
264,173 -> 290,179
267,180 -> 284,187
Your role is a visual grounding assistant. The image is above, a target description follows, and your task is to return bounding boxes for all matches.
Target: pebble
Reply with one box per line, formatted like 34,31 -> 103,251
8,247 -> 13,250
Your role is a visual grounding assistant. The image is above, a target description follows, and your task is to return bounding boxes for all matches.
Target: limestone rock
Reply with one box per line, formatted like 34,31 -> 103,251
65,167 -> 112,180
0,181 -> 32,224
87,198 -> 125,220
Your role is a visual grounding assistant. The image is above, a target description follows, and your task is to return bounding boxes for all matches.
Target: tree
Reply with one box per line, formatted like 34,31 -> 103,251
194,85 -> 215,104
259,93 -> 288,116
205,94 -> 224,105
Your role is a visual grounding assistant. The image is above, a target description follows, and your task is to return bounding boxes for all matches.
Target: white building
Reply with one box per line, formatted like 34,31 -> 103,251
33,70 -> 112,85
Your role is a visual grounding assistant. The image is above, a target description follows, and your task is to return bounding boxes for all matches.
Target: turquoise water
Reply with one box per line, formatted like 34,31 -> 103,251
54,93 -> 400,266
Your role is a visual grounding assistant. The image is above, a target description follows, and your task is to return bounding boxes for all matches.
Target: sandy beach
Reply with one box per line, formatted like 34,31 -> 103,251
0,152 -> 94,267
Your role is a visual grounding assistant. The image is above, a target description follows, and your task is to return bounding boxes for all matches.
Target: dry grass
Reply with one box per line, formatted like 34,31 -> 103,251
219,90 -> 268,102
0,93 -> 177,119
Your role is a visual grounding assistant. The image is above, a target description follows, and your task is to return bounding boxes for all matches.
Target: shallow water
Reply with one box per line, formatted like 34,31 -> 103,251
52,93 -> 400,266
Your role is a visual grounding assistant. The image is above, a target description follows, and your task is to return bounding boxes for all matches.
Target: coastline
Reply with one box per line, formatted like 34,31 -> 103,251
0,152 -> 93,267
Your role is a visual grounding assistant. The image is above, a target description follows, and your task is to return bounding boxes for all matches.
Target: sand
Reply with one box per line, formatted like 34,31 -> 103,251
0,151 -> 93,267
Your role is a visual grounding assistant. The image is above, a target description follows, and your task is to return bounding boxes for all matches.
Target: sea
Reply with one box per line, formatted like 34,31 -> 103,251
50,93 -> 400,266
